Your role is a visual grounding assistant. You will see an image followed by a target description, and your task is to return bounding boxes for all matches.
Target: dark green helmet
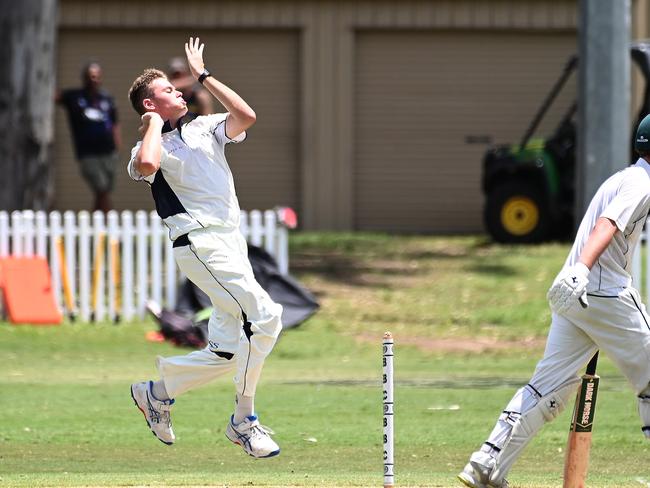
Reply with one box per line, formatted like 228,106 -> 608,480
635,114 -> 650,153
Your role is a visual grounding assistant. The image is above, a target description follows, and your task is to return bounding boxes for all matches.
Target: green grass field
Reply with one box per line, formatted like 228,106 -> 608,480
1,234 -> 648,487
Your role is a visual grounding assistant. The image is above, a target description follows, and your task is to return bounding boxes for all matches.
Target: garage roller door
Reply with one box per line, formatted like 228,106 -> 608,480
355,31 -> 576,232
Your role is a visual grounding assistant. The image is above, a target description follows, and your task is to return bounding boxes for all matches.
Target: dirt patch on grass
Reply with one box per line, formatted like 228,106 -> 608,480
356,332 -> 545,353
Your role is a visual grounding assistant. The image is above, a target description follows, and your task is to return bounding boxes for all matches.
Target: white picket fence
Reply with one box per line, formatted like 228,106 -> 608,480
0,209 -> 289,323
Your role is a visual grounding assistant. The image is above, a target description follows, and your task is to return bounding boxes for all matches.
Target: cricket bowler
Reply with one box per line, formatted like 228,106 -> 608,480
126,37 -> 282,458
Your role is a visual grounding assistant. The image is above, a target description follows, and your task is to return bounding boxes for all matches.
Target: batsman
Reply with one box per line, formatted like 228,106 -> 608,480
458,114 -> 650,488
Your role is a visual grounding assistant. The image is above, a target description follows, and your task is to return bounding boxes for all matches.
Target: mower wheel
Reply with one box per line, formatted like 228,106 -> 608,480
485,181 -> 550,243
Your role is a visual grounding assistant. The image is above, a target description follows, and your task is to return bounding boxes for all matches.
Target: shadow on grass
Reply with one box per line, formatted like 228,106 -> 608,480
289,233 -> 551,289
291,254 -> 432,289
466,262 -> 518,276
291,239 -> 475,289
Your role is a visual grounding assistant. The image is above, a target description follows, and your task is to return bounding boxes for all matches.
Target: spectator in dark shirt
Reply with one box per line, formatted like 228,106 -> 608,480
58,62 -> 121,212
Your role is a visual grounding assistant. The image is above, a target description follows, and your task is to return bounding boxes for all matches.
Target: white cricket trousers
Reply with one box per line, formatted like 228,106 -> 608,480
156,226 -> 283,399
484,287 -> 650,461
531,287 -> 650,396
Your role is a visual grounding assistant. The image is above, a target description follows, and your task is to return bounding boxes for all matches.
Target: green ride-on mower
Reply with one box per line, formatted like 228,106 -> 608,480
483,41 -> 650,243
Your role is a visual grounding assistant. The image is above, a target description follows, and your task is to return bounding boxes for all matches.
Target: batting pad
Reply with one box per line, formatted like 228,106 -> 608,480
0,257 -> 62,325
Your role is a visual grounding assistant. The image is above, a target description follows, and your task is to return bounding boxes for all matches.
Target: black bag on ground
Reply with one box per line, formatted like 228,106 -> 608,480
150,244 -> 319,347
246,244 -> 319,329
157,309 -> 207,348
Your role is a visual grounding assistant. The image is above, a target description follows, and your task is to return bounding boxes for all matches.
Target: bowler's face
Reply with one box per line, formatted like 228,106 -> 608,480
146,77 -> 188,120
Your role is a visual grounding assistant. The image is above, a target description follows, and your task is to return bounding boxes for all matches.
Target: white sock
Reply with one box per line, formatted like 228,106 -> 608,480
234,394 -> 254,424
151,380 -> 170,401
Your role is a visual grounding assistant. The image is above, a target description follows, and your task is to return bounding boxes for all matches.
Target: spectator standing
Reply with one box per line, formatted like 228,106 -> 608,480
167,56 -> 213,115
58,62 -> 121,212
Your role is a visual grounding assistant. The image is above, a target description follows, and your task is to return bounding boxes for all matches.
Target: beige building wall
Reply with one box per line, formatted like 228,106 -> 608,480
354,31 -> 576,232
56,0 -> 587,231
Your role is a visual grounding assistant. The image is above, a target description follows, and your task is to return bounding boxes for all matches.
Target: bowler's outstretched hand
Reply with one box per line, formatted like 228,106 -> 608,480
185,37 -> 206,79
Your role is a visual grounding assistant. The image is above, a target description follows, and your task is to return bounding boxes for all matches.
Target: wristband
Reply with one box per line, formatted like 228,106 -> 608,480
198,69 -> 212,85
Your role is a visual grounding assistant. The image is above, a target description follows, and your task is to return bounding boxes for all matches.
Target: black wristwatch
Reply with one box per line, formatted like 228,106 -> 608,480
198,69 -> 212,84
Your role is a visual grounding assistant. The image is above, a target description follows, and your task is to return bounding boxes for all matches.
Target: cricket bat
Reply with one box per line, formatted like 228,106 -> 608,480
563,352 -> 600,488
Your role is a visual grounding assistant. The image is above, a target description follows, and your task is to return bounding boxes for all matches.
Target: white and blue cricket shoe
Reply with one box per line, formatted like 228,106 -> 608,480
458,451 -> 509,488
225,414 -> 280,458
130,381 -> 175,445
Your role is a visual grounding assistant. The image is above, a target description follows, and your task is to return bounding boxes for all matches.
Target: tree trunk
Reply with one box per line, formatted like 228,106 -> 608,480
0,0 -> 58,210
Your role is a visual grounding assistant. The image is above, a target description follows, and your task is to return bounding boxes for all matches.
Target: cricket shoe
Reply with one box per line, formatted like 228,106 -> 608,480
130,381 -> 175,445
225,415 -> 280,458
457,451 -> 509,488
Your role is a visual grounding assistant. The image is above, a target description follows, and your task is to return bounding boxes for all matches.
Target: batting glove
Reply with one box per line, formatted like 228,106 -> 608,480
547,262 -> 590,315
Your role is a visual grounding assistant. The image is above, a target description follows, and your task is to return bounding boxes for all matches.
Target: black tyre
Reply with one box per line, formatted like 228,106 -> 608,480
484,181 -> 550,243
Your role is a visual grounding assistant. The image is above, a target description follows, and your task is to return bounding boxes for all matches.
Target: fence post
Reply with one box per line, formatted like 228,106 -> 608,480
0,212 -> 8,257
35,211 -> 48,258
78,211 -> 91,322
107,211 -> 120,323
150,211 -> 162,308
263,210 -> 276,256
11,211 -> 24,257
250,210 -> 263,247
121,211 -> 135,322
49,211 -> 63,310
277,226 -> 289,274
136,210 -> 148,319
63,211 -> 77,301
92,211 -> 107,322
22,210 -> 35,257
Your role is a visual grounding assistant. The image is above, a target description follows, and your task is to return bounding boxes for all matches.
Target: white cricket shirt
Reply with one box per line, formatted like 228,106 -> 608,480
562,158 -> 650,291
127,113 -> 245,240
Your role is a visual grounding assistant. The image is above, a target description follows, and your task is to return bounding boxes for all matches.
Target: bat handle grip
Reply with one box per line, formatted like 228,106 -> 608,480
586,351 -> 599,375
578,295 -> 588,308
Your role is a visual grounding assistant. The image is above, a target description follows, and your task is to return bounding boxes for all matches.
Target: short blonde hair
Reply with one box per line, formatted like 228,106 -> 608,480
128,68 -> 166,115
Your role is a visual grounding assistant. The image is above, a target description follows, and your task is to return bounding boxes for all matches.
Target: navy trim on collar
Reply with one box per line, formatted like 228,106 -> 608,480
161,112 -> 199,134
